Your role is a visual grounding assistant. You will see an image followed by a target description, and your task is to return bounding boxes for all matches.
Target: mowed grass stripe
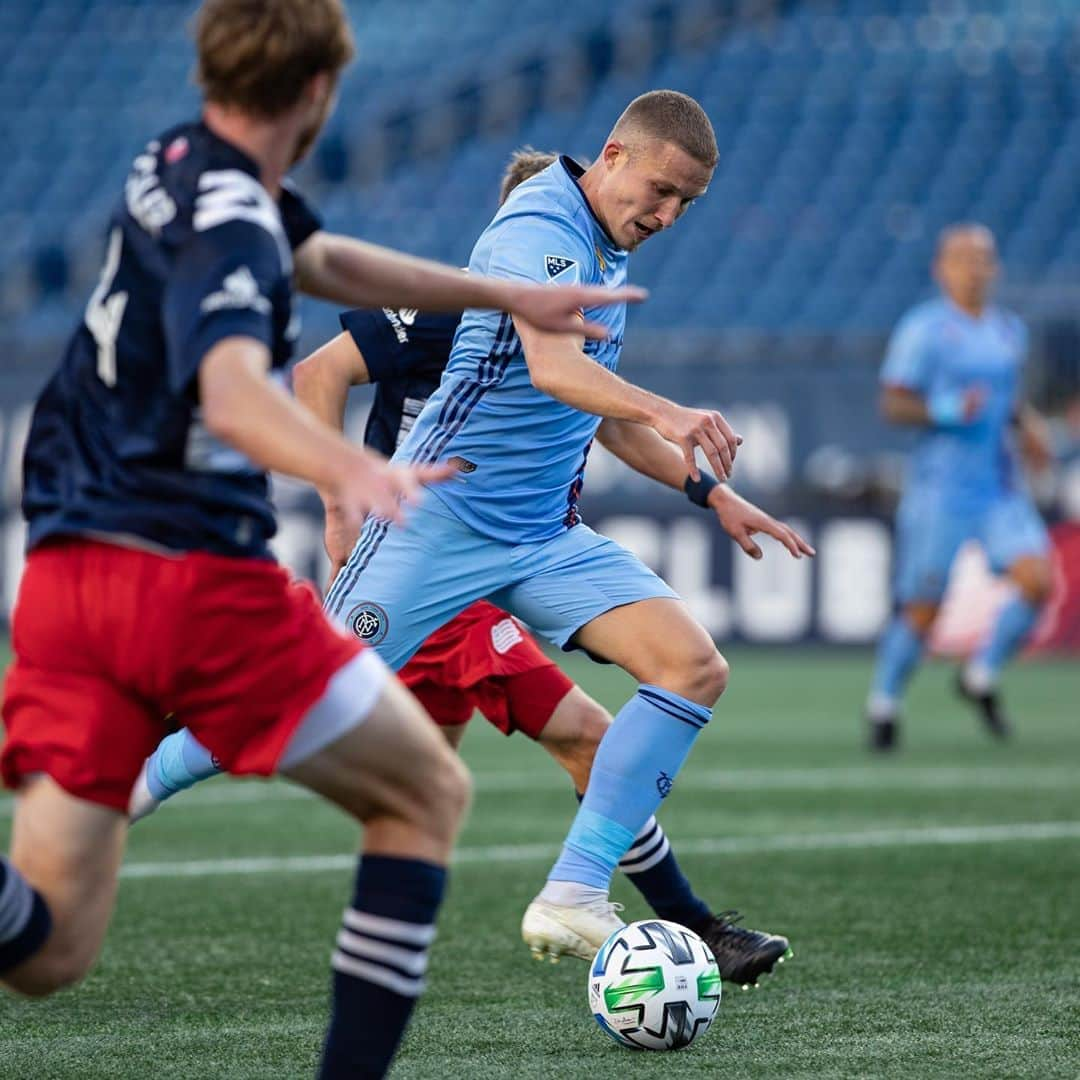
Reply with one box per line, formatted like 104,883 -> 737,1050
115,819 -> 1080,879
3,763 -> 1074,819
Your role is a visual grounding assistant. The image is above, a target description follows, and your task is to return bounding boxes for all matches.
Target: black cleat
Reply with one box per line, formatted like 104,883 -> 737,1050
955,670 -> 1011,739
689,911 -> 792,988
867,715 -> 899,752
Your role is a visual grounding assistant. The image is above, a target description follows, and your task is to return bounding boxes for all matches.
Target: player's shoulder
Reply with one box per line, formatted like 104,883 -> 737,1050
896,297 -> 950,334
988,304 -> 1027,341
125,120 -> 289,263
490,161 -> 593,249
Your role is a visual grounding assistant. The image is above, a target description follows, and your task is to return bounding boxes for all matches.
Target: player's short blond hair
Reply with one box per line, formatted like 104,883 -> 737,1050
610,90 -> 718,169
194,0 -> 355,119
498,149 -> 559,206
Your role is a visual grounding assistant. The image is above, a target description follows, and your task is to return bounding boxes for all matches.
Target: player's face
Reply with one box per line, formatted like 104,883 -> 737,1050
597,139 -> 712,251
935,230 -> 999,309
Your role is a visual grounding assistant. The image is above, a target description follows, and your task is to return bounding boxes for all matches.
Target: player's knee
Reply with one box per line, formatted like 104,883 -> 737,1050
1011,558 -> 1053,606
698,649 -> 730,703
903,602 -> 939,636
412,742 -> 472,838
553,695 -> 610,754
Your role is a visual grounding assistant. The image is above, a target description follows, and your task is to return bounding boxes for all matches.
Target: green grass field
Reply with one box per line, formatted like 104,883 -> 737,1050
2,648 -> 1079,1079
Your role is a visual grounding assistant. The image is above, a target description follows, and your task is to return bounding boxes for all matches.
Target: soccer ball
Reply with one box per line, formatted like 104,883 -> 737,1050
588,919 -> 721,1051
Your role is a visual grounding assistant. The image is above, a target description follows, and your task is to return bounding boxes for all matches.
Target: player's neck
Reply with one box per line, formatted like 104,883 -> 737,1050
576,163 -> 618,246
948,294 -> 987,319
201,104 -> 297,196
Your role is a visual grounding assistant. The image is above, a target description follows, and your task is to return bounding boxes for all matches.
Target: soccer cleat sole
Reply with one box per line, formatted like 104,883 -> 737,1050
520,900 -> 623,963
735,946 -> 794,993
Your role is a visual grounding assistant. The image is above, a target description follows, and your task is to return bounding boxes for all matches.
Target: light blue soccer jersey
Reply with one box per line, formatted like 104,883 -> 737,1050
393,156 -> 628,543
880,298 -> 1029,501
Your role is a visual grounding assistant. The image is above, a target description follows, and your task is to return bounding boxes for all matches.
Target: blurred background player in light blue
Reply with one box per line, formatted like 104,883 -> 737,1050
866,225 -> 1054,751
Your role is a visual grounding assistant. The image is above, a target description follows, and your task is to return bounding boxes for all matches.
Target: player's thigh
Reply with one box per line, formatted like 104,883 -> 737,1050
5,775 -> 126,995
503,528 -> 723,699
893,491 -> 970,606
281,674 -> 471,858
571,597 -> 727,701
982,493 -> 1052,599
501,525 -> 678,654
323,499 -> 511,670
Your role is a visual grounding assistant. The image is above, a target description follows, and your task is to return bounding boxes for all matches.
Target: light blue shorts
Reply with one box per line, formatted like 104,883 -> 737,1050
323,493 -> 678,670
894,487 -> 1050,604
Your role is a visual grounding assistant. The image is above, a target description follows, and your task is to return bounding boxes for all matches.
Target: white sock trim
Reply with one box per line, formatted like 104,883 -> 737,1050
342,908 -> 437,947
335,929 -> 429,977
331,950 -> 426,998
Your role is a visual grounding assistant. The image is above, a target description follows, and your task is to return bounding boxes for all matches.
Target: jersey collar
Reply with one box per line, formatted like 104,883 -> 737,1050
196,117 -> 262,178
558,155 -> 624,261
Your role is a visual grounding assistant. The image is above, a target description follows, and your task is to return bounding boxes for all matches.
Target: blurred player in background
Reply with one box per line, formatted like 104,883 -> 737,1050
131,148 -> 799,988
865,225 -> 1053,751
0,2 -> 639,1077
320,90 -> 814,964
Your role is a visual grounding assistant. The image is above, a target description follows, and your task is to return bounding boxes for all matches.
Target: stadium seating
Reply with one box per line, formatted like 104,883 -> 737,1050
4,0 -> 1080,351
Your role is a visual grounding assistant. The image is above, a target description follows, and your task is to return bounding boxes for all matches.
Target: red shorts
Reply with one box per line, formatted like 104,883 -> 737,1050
1,539 -> 362,812
400,601 -> 573,739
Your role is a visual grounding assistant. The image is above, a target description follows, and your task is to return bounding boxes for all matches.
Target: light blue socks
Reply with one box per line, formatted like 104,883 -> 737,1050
544,685 -> 711,892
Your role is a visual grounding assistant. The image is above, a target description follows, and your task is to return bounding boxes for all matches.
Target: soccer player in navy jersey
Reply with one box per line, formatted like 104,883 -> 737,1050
0,3 -> 639,1077
131,149 -> 803,986
865,225 -> 1054,750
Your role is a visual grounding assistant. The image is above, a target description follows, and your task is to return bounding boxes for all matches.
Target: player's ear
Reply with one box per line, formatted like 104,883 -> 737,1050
602,140 -> 625,171
303,71 -> 334,110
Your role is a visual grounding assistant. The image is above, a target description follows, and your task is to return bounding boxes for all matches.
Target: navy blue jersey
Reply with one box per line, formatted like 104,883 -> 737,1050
338,307 -> 461,457
22,120 -> 321,558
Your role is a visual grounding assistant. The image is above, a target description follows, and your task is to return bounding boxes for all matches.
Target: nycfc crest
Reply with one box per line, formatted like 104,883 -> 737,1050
347,602 -> 389,645
656,771 -> 674,798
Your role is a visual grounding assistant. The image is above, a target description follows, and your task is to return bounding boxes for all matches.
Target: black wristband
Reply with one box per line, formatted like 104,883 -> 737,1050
684,472 -> 719,508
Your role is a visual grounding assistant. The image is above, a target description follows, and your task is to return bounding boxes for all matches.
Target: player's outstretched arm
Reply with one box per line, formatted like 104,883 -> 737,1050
291,332 -> 374,579
596,419 -> 813,560
294,232 -> 645,340
199,337 -> 450,531
516,316 -> 740,480
879,384 -> 985,428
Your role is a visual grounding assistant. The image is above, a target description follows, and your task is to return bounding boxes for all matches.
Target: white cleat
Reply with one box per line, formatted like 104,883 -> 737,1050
521,897 -> 625,962
127,761 -> 161,824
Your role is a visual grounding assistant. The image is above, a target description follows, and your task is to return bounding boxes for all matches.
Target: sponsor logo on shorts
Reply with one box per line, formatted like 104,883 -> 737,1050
347,602 -> 389,645
656,771 -> 674,798
490,618 -> 524,655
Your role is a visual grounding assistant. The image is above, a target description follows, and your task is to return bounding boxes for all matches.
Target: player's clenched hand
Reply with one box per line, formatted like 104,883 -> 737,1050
653,402 -> 741,481
505,282 -> 648,340
707,485 -> 816,561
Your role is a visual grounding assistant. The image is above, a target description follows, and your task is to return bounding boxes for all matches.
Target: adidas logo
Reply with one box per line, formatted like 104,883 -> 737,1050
200,266 -> 271,315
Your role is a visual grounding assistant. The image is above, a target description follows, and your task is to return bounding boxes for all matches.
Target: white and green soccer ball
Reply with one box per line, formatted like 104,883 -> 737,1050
588,919 -> 722,1051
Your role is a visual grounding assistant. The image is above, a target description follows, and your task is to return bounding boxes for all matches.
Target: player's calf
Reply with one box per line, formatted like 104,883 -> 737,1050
282,672 -> 470,1079
2,776 -> 126,998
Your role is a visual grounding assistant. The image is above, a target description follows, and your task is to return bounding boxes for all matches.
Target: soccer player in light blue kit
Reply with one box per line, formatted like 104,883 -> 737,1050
327,90 -> 814,961
866,225 -> 1054,750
